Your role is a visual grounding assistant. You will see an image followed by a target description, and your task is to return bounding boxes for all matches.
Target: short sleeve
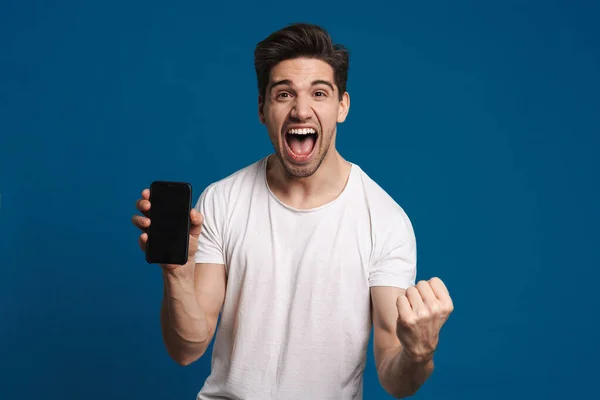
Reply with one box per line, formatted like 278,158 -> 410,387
194,183 -> 225,265
368,209 -> 417,289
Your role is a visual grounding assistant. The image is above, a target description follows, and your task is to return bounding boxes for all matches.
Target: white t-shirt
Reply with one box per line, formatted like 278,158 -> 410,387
194,156 -> 417,400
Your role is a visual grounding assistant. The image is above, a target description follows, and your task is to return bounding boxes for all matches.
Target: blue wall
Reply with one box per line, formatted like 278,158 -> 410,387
1,1 -> 599,399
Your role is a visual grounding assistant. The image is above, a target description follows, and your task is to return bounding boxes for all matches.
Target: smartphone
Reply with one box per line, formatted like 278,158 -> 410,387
145,181 -> 192,265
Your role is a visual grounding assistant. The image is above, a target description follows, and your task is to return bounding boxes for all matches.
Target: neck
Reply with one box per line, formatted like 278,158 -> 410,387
266,148 -> 352,210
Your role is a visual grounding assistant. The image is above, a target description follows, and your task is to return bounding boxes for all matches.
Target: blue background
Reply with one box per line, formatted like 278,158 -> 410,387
1,1 -> 599,399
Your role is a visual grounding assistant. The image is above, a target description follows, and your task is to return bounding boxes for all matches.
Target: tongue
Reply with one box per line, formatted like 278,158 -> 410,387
288,135 -> 315,156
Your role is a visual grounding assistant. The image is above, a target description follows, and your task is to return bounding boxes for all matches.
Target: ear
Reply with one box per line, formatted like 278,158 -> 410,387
258,95 -> 266,124
337,92 -> 350,123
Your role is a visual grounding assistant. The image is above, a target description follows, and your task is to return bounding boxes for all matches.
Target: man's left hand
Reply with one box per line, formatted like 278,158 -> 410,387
396,277 -> 454,363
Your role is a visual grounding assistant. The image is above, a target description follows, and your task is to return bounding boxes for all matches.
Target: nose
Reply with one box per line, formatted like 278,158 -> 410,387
290,95 -> 312,121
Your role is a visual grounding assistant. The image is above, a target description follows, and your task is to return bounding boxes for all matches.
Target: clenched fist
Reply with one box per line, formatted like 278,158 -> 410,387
396,277 -> 454,363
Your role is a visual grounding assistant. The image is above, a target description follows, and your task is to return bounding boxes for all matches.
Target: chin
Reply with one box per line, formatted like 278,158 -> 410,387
271,148 -> 320,178
283,162 -> 320,178
282,149 -> 328,178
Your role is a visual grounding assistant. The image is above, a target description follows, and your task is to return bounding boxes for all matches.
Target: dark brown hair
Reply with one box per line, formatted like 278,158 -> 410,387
254,23 -> 350,102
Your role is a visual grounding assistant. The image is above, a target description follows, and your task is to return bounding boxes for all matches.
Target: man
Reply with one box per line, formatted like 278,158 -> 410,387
132,23 -> 453,399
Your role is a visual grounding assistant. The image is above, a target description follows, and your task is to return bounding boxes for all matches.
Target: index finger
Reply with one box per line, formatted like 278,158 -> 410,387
429,277 -> 451,301
430,278 -> 453,315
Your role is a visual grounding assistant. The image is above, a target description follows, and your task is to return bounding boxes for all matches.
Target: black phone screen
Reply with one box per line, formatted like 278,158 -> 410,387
145,181 -> 192,265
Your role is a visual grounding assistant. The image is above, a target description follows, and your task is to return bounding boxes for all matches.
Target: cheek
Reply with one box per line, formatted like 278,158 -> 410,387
264,113 -> 283,140
316,109 -> 339,131
266,107 -> 286,127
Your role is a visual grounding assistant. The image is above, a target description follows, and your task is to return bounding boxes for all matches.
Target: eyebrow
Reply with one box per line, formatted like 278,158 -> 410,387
269,79 -> 335,93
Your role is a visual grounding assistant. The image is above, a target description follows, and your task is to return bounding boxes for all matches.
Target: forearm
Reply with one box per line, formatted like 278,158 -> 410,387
378,347 -> 434,398
160,270 -> 211,365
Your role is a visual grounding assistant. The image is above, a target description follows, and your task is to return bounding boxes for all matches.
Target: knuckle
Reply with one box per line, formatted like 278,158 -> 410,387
401,314 -> 417,327
441,296 -> 453,308
429,303 -> 440,316
439,306 -> 451,316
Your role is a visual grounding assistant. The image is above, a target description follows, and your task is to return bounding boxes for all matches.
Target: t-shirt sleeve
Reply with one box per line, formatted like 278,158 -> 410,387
368,208 -> 417,289
194,183 -> 226,265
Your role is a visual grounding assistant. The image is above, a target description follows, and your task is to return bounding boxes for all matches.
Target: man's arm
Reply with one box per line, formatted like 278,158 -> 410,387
371,286 -> 434,398
371,279 -> 454,397
161,262 -> 226,366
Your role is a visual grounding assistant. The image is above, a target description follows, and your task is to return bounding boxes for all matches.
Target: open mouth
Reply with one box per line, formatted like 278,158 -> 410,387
285,128 -> 318,160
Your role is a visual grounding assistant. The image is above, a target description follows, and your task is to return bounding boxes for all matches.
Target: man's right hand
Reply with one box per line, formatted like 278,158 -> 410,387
132,188 -> 204,274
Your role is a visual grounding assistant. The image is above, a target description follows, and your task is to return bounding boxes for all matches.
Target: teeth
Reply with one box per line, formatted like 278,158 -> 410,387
288,128 -> 316,135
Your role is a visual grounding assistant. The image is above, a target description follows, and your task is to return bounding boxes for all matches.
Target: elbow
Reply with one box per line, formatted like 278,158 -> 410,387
166,345 -> 206,367
162,331 -> 209,367
174,356 -> 197,367
393,389 -> 419,399
170,351 -> 201,367
388,388 -> 418,399
378,373 -> 421,399
382,384 -> 418,399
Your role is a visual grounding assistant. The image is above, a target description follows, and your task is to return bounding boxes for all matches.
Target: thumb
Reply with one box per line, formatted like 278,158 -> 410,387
189,209 -> 204,238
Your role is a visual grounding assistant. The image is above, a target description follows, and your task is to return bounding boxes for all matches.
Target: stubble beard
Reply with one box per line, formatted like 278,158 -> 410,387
270,128 -> 335,179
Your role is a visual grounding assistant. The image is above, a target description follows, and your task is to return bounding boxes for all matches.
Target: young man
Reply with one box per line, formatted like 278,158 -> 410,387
132,23 -> 453,400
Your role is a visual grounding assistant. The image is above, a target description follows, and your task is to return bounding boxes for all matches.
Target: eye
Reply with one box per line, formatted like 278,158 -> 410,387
277,92 -> 292,99
314,91 -> 327,97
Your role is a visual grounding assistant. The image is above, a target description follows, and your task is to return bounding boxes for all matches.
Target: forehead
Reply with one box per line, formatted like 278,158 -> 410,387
270,58 -> 335,86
